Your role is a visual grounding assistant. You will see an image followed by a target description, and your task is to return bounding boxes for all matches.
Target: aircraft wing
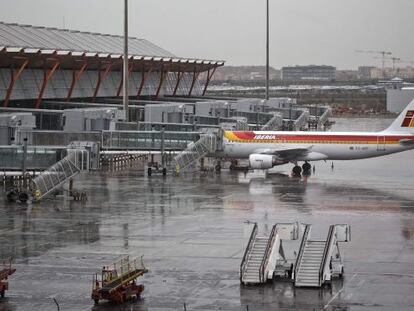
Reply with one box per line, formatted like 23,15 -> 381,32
254,147 -> 310,161
253,146 -> 328,162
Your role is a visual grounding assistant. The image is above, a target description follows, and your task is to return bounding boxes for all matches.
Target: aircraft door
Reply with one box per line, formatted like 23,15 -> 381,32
377,135 -> 386,151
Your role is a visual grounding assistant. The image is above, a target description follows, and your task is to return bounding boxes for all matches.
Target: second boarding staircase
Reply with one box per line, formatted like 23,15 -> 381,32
294,224 -> 351,287
31,149 -> 89,201
240,223 -> 299,285
261,112 -> 283,131
172,134 -> 217,173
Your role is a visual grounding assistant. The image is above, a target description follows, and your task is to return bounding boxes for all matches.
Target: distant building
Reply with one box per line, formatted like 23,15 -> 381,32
395,66 -> 414,79
213,66 -> 280,81
358,66 -> 377,80
281,65 -> 336,81
336,70 -> 358,81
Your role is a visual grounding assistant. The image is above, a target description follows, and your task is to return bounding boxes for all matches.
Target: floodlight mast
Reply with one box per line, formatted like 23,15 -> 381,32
265,0 -> 270,101
123,0 -> 129,121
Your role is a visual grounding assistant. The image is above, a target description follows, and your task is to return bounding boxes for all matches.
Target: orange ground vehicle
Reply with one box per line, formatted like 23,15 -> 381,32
91,256 -> 148,304
0,258 -> 16,298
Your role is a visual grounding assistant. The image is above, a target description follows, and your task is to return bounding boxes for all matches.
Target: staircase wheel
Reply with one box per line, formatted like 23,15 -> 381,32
93,298 -> 99,305
339,267 -> 344,278
147,167 -> 152,176
6,190 -> 17,202
18,191 -> 29,203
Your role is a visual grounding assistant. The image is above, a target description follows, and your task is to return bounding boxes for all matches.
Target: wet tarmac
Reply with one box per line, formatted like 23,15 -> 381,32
1,118 -> 414,310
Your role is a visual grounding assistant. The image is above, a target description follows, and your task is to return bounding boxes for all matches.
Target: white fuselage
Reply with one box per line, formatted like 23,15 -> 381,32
219,131 -> 414,161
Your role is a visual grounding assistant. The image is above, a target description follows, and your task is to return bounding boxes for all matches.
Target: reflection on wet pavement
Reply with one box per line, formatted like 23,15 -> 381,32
1,118 -> 414,310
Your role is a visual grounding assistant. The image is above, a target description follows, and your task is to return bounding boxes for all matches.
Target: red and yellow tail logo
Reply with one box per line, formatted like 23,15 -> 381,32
401,110 -> 414,127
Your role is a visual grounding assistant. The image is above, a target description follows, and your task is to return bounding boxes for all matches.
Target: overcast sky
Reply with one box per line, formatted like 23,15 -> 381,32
1,0 -> 413,69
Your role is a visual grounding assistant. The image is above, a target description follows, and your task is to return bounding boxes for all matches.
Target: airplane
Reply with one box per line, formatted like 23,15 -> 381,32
217,99 -> 414,174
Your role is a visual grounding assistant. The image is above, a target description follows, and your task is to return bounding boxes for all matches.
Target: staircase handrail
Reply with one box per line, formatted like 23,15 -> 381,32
261,113 -> 282,131
240,222 -> 258,283
259,224 -> 277,283
294,224 -> 311,281
173,134 -> 217,172
317,106 -> 332,126
319,225 -> 336,286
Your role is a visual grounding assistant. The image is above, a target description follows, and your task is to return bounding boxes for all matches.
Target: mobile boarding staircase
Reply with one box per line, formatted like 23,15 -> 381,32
261,113 -> 283,131
240,223 -> 351,288
172,134 -> 217,173
293,224 -> 351,287
240,222 -> 300,285
31,149 -> 89,201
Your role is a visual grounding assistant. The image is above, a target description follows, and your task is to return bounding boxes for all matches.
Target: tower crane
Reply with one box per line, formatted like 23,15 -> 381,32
373,56 -> 400,76
355,50 -> 392,78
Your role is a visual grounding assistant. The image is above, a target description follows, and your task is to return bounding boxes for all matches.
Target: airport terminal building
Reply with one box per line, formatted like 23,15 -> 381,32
0,21 -> 224,107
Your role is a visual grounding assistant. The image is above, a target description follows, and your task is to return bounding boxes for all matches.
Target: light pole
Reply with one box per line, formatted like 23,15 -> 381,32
123,0 -> 129,121
265,0 -> 269,101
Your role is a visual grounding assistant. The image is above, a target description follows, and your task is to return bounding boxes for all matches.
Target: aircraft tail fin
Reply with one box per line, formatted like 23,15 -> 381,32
383,99 -> 414,133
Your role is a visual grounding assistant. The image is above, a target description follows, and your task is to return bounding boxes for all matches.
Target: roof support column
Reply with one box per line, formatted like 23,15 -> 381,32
66,62 -> 87,101
3,58 -> 29,107
137,65 -> 153,98
117,60 -> 133,97
92,63 -> 112,102
172,68 -> 183,96
188,68 -> 201,97
202,66 -> 218,96
156,64 -> 168,98
35,60 -> 60,109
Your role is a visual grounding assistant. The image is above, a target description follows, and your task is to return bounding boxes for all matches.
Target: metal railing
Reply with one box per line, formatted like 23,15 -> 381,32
259,224 -> 277,283
240,223 -> 258,283
294,224 -> 311,281
319,225 -> 336,286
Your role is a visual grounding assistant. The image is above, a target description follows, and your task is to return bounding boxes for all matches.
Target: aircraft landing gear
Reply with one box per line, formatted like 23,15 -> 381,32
302,162 -> 311,172
292,165 -> 302,176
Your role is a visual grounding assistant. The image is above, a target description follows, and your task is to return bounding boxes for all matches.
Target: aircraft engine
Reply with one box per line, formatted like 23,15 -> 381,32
249,154 -> 276,169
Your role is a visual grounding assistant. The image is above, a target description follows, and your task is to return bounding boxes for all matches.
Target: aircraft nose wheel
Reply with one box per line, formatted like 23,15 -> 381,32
292,165 -> 302,176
